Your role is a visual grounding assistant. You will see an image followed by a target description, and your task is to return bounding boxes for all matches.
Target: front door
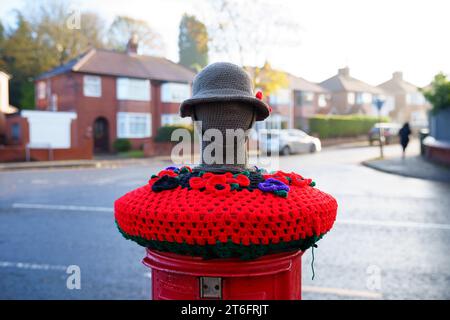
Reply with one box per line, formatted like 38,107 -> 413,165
93,117 -> 109,153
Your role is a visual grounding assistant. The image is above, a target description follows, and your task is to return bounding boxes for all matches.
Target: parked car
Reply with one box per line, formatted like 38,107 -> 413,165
259,129 -> 322,155
368,123 -> 401,145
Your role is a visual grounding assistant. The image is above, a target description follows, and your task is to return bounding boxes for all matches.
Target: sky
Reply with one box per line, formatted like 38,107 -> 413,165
0,0 -> 449,87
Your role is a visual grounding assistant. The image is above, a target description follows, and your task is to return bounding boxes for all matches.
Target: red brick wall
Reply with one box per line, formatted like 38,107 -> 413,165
36,74 -> 78,111
425,145 -> 450,166
4,114 -> 29,146
1,114 -> 92,162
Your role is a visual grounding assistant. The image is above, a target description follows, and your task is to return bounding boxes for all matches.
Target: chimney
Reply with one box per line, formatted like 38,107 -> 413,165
126,33 -> 139,55
338,67 -> 350,77
393,71 -> 403,81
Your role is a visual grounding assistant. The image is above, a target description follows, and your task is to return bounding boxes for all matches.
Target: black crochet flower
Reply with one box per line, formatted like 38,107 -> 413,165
152,175 -> 179,192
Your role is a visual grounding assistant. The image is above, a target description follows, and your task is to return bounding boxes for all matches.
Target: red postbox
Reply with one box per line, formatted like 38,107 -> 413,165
143,249 -> 303,300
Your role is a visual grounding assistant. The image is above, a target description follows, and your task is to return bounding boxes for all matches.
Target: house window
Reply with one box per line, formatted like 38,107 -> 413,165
117,78 -> 151,101
117,112 -> 151,138
161,113 -> 192,126
37,82 -> 46,99
269,88 -> 292,106
302,92 -> 314,105
161,83 -> 190,103
356,92 -> 372,104
294,91 -> 314,106
11,123 -> 20,141
318,94 -> 327,107
347,92 -> 355,105
83,75 -> 102,97
406,92 -> 425,105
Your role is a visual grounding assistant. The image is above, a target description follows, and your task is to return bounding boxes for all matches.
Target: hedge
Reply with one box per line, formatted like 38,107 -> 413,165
155,125 -> 194,142
309,115 -> 390,139
113,138 -> 132,152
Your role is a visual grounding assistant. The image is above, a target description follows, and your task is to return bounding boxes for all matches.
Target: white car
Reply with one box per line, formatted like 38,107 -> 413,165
259,129 -> 322,155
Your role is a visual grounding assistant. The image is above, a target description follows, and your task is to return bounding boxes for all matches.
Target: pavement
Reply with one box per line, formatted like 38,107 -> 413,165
0,158 -> 159,171
363,155 -> 450,183
0,141 -> 449,300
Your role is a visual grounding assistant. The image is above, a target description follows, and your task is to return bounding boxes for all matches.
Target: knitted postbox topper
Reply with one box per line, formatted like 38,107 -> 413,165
114,166 -> 337,259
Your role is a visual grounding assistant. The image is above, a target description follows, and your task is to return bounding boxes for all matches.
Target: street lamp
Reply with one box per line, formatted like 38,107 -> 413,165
374,98 -> 385,158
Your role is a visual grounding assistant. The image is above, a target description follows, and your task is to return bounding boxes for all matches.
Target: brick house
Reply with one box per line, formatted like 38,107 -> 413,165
289,73 -> 329,131
319,67 -> 383,115
255,72 -> 329,132
377,71 -> 430,127
34,43 -> 195,157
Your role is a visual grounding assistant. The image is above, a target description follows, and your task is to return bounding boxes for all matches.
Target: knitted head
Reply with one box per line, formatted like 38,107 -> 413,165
194,101 -> 254,170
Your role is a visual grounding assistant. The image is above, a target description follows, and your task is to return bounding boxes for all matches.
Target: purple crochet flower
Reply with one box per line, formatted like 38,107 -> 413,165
258,178 -> 290,192
165,166 -> 179,171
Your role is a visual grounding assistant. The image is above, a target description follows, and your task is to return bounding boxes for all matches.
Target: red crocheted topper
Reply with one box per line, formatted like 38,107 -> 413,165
115,168 -> 337,252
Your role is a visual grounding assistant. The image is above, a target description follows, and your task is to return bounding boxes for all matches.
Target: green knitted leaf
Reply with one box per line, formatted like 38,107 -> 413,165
230,183 -> 240,190
274,190 -> 288,198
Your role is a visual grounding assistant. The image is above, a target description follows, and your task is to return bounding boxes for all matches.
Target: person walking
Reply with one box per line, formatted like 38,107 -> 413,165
399,122 -> 411,159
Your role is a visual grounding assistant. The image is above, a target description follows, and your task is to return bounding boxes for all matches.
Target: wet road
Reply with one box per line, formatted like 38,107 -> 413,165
0,141 -> 449,299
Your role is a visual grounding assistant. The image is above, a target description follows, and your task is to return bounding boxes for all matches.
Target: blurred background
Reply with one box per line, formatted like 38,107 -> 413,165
0,0 -> 449,299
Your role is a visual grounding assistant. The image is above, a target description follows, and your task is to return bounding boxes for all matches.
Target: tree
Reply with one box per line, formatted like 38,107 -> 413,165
0,22 -> 7,71
28,1 -> 106,68
107,16 -> 165,56
206,0 -> 301,67
247,61 -> 289,98
1,13 -> 39,108
423,73 -> 450,113
178,14 -> 208,71
0,1 -> 107,109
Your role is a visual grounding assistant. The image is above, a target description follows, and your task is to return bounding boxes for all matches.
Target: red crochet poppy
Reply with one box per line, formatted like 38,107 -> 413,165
264,173 -> 289,185
235,174 -> 250,187
205,175 -> 231,194
158,170 -> 178,177
189,177 -> 206,189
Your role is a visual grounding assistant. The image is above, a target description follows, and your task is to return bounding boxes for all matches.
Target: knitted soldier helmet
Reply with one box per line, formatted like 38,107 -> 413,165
180,62 -> 270,121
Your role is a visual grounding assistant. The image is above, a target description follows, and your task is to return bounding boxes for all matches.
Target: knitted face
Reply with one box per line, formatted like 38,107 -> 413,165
194,102 -> 255,134
193,102 -> 255,169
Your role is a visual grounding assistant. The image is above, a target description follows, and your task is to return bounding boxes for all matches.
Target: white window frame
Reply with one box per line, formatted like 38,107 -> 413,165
269,88 -> 292,106
83,75 -> 102,97
117,112 -> 151,138
407,92 -> 425,106
318,94 -> 327,107
37,82 -> 46,99
116,78 -> 151,101
347,92 -> 355,105
356,92 -> 372,104
161,113 -> 192,126
302,91 -> 314,105
161,82 -> 190,103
